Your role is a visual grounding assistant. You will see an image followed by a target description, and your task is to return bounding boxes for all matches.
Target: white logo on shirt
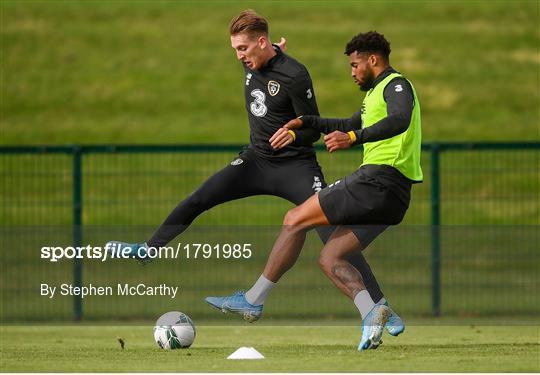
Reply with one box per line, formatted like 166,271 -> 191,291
312,176 -> 322,192
246,73 -> 252,86
231,158 -> 243,166
268,80 -> 280,96
250,89 -> 267,117
306,89 -> 313,99
394,84 -> 403,92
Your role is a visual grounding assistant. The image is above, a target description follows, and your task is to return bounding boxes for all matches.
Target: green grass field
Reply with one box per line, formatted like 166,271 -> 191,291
1,2 -> 539,372
1,324 -> 539,372
2,1 -> 539,228
2,0 -> 539,144
2,0 -> 538,226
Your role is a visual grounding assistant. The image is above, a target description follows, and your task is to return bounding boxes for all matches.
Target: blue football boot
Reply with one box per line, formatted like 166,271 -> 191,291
105,241 -> 153,265
205,291 -> 263,323
385,302 -> 405,336
358,304 -> 391,351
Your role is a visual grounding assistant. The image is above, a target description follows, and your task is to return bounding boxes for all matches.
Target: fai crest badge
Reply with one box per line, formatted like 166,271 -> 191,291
268,80 -> 280,96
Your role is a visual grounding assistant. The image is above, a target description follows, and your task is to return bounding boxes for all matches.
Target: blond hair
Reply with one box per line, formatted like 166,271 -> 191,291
229,9 -> 269,38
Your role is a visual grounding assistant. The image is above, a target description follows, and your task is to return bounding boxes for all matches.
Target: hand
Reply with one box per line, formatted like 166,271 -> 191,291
277,37 -> 287,52
269,117 -> 303,149
269,127 -> 294,150
283,117 -> 303,130
324,131 -> 353,153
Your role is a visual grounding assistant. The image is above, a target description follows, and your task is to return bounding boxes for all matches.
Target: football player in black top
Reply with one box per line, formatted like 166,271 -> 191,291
107,10 -> 391,324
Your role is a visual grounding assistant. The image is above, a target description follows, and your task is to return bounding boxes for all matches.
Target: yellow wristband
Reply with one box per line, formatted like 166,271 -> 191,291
288,130 -> 297,141
347,131 -> 357,143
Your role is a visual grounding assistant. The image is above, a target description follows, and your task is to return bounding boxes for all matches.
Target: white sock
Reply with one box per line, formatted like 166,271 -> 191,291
354,290 -> 376,319
245,275 -> 275,306
377,297 -> 387,305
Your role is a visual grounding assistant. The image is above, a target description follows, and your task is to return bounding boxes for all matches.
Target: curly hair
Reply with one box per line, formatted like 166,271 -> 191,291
344,31 -> 391,61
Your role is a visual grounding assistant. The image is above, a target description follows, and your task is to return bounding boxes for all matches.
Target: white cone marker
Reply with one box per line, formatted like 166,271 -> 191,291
227,347 -> 265,360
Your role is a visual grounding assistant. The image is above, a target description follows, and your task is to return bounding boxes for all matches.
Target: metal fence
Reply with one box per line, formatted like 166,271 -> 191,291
1,142 -> 539,321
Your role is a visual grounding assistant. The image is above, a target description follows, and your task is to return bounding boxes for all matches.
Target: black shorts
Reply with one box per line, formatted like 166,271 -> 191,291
149,149 -> 388,302
149,147 -> 328,247
318,164 -> 411,227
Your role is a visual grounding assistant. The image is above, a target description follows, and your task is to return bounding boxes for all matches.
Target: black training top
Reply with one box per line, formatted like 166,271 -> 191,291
243,46 -> 321,159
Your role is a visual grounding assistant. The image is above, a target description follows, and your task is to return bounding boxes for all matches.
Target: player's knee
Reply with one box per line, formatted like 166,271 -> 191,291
318,252 -> 334,274
318,254 -> 328,272
184,191 -> 210,211
283,207 -> 306,227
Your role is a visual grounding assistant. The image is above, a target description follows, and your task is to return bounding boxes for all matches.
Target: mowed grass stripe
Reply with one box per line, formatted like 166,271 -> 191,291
1,325 -> 539,372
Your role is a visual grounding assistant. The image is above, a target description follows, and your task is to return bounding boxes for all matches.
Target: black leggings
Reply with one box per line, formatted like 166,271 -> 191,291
147,149 -> 384,302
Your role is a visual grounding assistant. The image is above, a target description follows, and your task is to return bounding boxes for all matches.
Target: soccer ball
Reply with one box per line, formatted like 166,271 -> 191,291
153,311 -> 196,349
